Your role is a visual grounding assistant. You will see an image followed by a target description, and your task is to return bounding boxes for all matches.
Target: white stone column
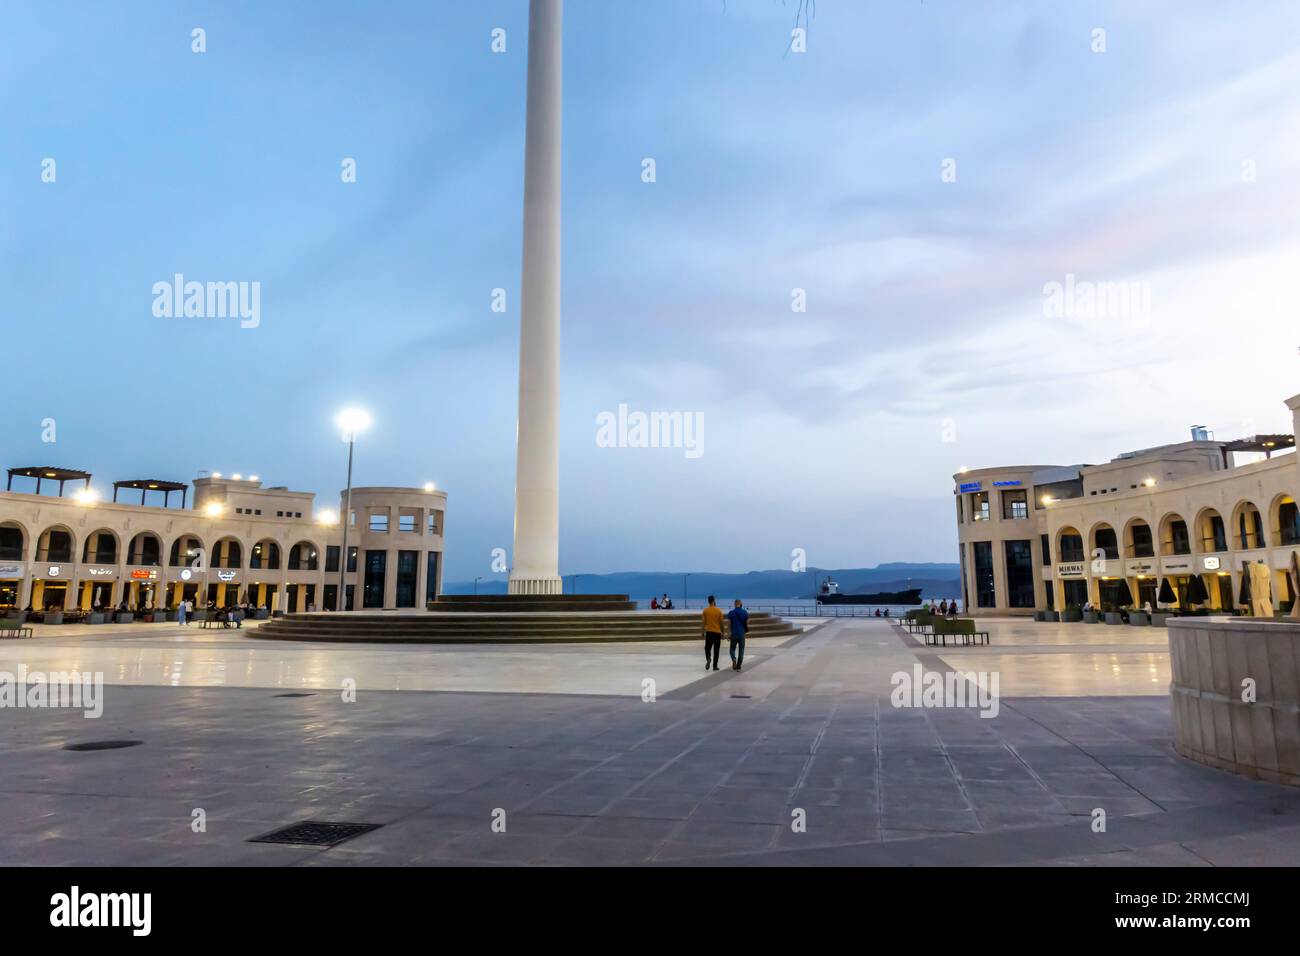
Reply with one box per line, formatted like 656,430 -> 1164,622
509,0 -> 564,596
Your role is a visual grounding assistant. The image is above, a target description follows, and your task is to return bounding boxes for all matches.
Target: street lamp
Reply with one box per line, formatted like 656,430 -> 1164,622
336,408 -> 371,612
683,573 -> 691,610
474,576 -> 483,596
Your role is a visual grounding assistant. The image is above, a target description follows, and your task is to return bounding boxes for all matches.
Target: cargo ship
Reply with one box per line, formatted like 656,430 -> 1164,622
815,578 -> 923,606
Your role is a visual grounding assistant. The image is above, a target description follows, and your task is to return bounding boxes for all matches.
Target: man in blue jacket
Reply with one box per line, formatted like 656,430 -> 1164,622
726,599 -> 749,671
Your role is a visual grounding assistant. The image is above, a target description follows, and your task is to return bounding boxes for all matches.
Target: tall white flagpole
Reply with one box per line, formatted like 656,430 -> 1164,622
509,0 -> 564,596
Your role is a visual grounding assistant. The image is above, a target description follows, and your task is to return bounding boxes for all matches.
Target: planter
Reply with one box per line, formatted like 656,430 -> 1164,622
1082,610 -> 1100,624
1061,607 -> 1083,623
43,611 -> 64,625
254,609 -> 270,620
1033,611 -> 1046,622
1128,611 -> 1150,626
114,612 -> 134,624
1104,611 -> 1125,625
86,612 -> 107,625
1149,612 -> 1170,627
2,612 -> 28,625
1043,611 -> 1060,622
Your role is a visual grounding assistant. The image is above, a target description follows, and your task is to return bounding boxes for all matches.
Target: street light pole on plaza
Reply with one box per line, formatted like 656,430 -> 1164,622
336,409 -> 371,612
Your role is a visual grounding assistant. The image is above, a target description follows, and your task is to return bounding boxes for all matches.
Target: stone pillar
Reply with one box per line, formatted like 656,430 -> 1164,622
509,0 -> 564,597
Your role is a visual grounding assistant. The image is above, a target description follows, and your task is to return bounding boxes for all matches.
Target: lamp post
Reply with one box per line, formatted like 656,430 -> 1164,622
336,409 -> 371,612
474,576 -> 483,596
683,573 -> 691,610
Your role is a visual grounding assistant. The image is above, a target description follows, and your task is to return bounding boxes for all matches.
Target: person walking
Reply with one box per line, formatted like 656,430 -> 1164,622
701,595 -> 724,671
726,599 -> 749,671
177,598 -> 188,627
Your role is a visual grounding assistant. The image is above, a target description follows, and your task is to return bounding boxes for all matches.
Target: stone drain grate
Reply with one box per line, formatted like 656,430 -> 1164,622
249,821 -> 382,848
272,692 -> 316,698
63,740 -> 144,752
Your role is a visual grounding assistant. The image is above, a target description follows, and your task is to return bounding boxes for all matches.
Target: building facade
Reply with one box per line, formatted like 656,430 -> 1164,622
953,393 -> 1300,616
0,471 -> 447,614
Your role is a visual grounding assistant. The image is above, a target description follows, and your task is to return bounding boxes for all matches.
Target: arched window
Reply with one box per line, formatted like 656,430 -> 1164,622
82,529 -> 117,564
213,538 -> 243,569
1058,528 -> 1084,562
1278,497 -> 1300,546
40,527 -> 74,562
1235,503 -> 1265,550
288,542 -> 319,571
0,524 -> 24,561
1160,515 -> 1191,556
169,535 -> 205,567
1125,520 -> 1154,558
1093,525 -> 1119,560
249,540 -> 281,570
127,532 -> 162,566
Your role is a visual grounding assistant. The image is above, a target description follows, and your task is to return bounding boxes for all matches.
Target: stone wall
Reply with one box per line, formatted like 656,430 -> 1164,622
1168,618 -> 1300,785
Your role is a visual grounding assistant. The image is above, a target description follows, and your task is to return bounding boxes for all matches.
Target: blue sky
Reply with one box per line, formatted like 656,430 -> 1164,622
4,1 -> 1300,581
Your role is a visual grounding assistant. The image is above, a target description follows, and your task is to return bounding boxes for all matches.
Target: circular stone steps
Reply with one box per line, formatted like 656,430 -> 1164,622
252,608 -> 801,644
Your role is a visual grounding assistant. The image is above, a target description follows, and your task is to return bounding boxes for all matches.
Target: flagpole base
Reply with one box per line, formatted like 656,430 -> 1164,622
508,576 -> 564,596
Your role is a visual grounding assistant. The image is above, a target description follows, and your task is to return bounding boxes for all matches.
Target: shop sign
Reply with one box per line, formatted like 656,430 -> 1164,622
130,569 -> 159,581
1057,563 -> 1086,578
1203,556 -> 1221,571
1125,559 -> 1158,577
1163,557 -> 1193,573
0,563 -> 24,578
959,481 -> 982,493
992,479 -> 1022,487
45,565 -> 63,578
87,567 -> 116,578
218,571 -> 237,582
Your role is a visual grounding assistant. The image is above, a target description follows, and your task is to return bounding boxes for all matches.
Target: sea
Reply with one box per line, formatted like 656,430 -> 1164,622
636,597 -> 962,616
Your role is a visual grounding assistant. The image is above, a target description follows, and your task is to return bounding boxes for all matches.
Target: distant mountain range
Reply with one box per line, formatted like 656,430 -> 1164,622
444,563 -> 961,600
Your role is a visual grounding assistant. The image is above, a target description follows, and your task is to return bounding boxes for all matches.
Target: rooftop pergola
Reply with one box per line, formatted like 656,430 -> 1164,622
6,466 -> 92,497
113,479 -> 189,509
1222,434 -> 1295,464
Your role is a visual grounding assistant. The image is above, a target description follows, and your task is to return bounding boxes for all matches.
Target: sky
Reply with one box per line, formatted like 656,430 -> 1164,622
4,1 -> 1300,583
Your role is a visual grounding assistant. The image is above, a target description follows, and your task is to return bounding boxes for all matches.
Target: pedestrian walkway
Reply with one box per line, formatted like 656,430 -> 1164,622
2,618 -> 1295,865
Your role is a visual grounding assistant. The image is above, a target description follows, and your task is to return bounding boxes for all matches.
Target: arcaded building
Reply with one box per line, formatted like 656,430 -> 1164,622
0,469 -> 447,613
953,393 -> 1300,617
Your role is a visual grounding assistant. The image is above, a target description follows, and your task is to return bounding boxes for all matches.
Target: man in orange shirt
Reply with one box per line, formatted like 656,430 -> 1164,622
701,595 -> 725,671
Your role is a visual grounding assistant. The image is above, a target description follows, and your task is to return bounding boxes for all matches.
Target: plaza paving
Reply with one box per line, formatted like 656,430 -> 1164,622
2,616 -> 1299,866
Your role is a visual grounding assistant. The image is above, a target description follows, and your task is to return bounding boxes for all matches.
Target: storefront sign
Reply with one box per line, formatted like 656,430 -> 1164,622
0,563 -> 24,578
1057,563 -> 1086,578
45,565 -> 63,578
217,571 -> 237,582
180,568 -> 193,581
959,481 -> 982,493
1125,559 -> 1158,577
1163,558 -> 1193,573
992,479 -> 1023,487
130,569 -> 159,581
1203,556 -> 1221,571
86,567 -> 116,578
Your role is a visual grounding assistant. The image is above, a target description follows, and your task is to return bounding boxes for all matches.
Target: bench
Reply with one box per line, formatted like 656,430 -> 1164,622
924,617 -> 990,647
0,624 -> 34,639
903,611 -> 935,633
199,619 -> 233,629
